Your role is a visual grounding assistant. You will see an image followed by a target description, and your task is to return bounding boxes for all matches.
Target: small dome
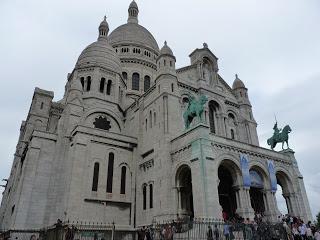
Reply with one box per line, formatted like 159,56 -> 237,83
75,17 -> 121,73
129,0 -> 138,10
232,74 -> 246,89
160,41 -> 174,56
76,40 -> 121,73
99,16 -> 109,29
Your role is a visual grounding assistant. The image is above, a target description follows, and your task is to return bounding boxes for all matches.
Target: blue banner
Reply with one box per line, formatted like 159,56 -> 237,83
240,154 -> 251,187
268,160 -> 277,192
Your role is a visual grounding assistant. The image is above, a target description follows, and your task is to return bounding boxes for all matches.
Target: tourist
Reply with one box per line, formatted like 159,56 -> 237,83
223,221 -> 231,240
292,223 -> 300,240
283,221 -> 292,240
164,225 -> 173,240
145,227 -> 152,240
299,222 -> 307,240
306,225 -> 313,240
213,224 -> 220,240
29,235 -> 37,240
314,229 -> 320,240
207,226 -> 213,240
222,211 -> 228,221
244,222 -> 253,240
138,226 -> 146,240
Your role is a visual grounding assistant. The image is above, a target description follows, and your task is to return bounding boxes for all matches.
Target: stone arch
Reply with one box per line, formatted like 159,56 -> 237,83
83,108 -> 124,132
249,163 -> 270,189
249,164 -> 269,215
216,158 -> 242,186
217,158 -> 242,219
275,170 -> 295,215
208,100 -> 221,134
202,57 -> 213,82
118,162 -> 130,171
175,164 -> 194,219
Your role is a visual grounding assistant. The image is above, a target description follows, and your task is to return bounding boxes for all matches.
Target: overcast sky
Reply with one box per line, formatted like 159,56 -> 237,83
0,0 -> 319,219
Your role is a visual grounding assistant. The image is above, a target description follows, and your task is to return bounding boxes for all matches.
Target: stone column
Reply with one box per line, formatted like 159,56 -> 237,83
176,187 -> 181,215
236,186 -> 254,220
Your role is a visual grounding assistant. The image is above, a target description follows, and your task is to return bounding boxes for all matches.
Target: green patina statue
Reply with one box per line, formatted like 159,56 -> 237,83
183,94 -> 208,129
267,122 -> 292,150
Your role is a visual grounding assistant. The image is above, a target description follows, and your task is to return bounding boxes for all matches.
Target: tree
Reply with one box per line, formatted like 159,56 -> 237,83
316,212 -> 320,229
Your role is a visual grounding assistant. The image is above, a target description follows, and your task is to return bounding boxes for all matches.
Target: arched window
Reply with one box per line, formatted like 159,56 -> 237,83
132,73 -> 140,90
149,184 -> 153,209
209,101 -> 220,134
106,80 -> 112,95
145,119 -> 148,132
92,162 -> 99,191
154,112 -> 156,125
11,205 -> 15,215
231,129 -> 235,140
149,111 -> 152,128
99,78 -> 105,93
106,153 -> 114,193
143,185 -> 147,210
80,77 -> 84,89
86,76 -> 91,91
122,72 -> 128,82
120,166 -> 127,194
144,75 -> 151,92
171,83 -> 174,92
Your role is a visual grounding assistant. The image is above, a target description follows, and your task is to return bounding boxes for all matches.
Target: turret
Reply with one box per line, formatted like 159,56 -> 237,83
232,74 -> 259,145
128,0 -> 139,24
157,41 -> 176,77
232,74 -> 251,105
98,16 -> 109,40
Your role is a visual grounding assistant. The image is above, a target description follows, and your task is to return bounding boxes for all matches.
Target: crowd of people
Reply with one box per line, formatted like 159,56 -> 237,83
280,215 -> 320,240
135,214 -> 320,240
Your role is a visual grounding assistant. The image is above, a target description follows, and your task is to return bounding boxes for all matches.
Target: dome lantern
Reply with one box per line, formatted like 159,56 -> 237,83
98,16 -> 109,40
128,0 -> 139,24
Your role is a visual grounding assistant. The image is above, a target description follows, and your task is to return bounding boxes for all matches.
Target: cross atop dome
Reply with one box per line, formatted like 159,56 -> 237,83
128,0 -> 139,24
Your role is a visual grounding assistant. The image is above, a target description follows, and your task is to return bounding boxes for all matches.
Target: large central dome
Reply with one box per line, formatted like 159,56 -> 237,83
108,0 -> 159,53
108,23 -> 159,52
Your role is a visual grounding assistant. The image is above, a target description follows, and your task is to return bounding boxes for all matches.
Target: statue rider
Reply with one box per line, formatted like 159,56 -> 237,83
273,122 -> 281,141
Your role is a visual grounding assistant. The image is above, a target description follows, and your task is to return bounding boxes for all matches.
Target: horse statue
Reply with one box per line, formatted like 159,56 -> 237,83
183,95 -> 208,129
267,122 -> 292,150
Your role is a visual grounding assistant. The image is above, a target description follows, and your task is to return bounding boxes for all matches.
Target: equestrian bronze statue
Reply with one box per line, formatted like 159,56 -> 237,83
183,95 -> 208,129
267,122 -> 292,150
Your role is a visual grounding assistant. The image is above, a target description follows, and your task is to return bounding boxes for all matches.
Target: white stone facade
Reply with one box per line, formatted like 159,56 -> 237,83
0,1 -> 312,230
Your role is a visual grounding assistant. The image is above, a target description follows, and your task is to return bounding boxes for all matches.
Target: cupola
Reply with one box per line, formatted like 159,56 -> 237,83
157,41 -> 176,73
128,0 -> 139,24
98,16 -> 109,40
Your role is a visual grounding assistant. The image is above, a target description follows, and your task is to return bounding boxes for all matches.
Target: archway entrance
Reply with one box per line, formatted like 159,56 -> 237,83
218,165 -> 237,220
176,165 -> 194,219
249,170 -> 265,214
275,171 -> 293,215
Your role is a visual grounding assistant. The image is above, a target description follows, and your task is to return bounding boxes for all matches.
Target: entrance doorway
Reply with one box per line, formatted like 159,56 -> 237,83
249,187 -> 265,214
176,165 -> 194,219
275,171 -> 292,215
249,170 -> 265,214
218,165 -> 237,219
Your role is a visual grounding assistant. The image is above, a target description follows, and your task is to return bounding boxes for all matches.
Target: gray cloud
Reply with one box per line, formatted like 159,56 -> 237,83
0,0 -> 319,219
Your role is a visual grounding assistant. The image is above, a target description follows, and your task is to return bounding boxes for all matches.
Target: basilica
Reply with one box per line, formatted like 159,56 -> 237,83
0,1 -> 312,231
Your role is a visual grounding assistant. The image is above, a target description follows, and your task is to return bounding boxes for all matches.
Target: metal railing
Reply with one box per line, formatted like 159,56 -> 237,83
0,222 -> 135,240
0,219 -> 287,240
150,218 -> 287,240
